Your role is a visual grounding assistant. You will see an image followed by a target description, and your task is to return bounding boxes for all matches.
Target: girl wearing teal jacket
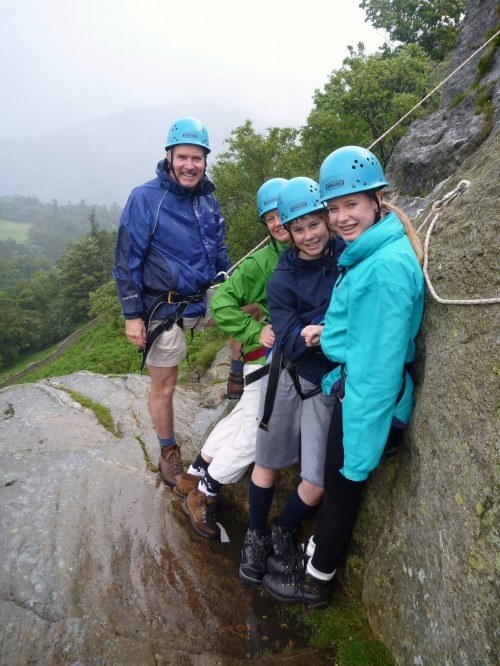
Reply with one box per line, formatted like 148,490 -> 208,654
263,146 -> 424,608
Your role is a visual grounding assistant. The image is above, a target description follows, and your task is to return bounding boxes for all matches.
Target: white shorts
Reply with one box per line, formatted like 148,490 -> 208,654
146,289 -> 215,368
201,364 -> 262,484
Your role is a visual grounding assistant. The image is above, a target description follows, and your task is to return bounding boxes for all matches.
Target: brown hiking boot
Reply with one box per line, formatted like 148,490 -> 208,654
174,472 -> 202,498
184,488 -> 220,539
227,370 -> 244,399
158,444 -> 183,488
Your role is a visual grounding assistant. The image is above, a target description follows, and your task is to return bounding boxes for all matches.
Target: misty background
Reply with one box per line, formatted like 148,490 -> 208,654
0,0 -> 384,206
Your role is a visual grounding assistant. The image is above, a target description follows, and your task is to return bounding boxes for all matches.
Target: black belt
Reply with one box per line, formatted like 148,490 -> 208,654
139,286 -> 209,372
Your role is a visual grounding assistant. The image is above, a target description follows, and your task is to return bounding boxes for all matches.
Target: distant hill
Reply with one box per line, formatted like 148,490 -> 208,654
0,105 -> 249,206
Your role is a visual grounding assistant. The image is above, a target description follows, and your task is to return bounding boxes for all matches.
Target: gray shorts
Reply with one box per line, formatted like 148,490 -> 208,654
254,368 -> 336,487
146,288 -> 215,368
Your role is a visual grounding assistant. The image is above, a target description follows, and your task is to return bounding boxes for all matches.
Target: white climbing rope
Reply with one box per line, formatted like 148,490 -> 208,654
368,29 -> 500,151
418,180 -> 500,306
218,32 -> 500,302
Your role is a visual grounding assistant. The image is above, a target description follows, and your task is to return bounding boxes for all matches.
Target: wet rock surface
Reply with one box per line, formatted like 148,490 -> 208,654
352,127 -> 499,663
0,367 -> 326,665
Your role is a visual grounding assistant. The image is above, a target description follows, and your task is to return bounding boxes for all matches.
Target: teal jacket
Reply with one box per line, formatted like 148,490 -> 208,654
211,240 -> 288,362
320,213 -> 424,481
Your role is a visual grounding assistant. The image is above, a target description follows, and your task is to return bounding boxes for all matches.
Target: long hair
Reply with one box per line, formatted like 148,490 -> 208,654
382,201 -> 423,265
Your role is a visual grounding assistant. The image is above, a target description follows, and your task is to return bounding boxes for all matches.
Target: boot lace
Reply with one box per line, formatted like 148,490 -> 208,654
272,527 -> 295,559
247,533 -> 272,566
164,447 -> 183,476
203,501 -> 218,526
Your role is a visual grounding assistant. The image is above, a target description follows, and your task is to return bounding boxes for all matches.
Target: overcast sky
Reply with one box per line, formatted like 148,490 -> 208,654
0,0 -> 386,140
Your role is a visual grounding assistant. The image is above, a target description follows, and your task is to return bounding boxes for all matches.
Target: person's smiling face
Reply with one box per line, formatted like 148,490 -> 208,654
289,213 -> 330,260
325,192 -> 379,242
263,209 -> 289,243
169,144 -> 206,189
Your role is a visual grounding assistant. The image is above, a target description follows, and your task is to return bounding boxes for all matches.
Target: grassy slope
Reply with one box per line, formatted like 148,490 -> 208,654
4,319 -> 228,384
0,219 -> 31,242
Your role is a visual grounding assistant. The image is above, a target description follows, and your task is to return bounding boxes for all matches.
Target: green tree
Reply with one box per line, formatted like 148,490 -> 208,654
210,120 -> 305,261
55,212 -> 116,325
302,43 -> 435,168
360,0 -> 465,61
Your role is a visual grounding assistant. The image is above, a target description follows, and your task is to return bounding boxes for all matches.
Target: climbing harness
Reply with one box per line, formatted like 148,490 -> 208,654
415,180 -> 500,306
245,346 -> 330,431
139,272 -> 228,372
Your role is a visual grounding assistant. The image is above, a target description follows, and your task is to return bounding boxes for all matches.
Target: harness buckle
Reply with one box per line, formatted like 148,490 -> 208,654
167,291 -> 179,304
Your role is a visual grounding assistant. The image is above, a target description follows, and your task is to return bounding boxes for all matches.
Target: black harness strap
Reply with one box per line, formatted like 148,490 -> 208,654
258,346 -> 284,432
140,286 -> 208,373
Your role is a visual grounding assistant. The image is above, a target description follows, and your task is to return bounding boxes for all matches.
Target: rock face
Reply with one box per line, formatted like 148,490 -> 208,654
1,370 -> 248,665
387,0 -> 499,196
352,94 -> 499,664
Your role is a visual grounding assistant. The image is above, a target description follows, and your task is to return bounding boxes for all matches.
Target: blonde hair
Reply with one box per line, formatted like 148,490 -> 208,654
382,200 -> 423,265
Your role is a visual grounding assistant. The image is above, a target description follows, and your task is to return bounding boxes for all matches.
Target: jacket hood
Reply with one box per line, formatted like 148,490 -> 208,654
339,212 -> 405,268
155,159 -> 216,196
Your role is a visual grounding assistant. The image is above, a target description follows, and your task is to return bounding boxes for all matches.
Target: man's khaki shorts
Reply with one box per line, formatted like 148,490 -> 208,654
145,289 -> 215,368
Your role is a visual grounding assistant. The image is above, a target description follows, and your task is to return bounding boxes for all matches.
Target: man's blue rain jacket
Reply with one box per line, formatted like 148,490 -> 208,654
113,159 -> 230,321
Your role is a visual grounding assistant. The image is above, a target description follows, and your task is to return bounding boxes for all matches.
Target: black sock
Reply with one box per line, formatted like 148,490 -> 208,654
249,480 -> 275,531
200,470 -> 222,495
276,487 -> 318,530
192,453 -> 210,475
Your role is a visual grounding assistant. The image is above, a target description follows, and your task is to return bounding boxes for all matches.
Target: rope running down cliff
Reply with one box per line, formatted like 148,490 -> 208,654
367,28 -> 500,151
219,31 -> 500,300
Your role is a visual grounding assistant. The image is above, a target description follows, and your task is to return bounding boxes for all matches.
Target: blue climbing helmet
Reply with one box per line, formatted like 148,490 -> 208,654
319,146 -> 388,202
165,116 -> 211,154
277,177 -> 324,225
257,178 -> 288,222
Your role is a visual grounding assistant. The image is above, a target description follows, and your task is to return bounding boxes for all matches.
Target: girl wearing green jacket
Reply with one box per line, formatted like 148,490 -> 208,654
263,146 -> 424,607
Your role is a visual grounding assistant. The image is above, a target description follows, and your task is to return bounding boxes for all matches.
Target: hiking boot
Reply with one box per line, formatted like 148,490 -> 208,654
227,370 -> 244,399
266,518 -> 296,573
174,472 -> 202,498
263,555 -> 331,608
239,528 -> 272,587
184,488 -> 220,539
158,444 -> 183,488
267,540 -> 307,575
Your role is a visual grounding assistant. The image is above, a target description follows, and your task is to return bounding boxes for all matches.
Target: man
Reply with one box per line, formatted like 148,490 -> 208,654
113,116 -> 230,488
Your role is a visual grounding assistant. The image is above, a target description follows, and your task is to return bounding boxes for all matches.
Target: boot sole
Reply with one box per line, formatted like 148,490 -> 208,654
264,585 -> 330,609
183,501 -> 220,540
238,566 -> 264,587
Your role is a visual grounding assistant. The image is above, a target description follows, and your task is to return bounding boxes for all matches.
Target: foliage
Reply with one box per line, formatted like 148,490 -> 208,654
15,321 -> 142,381
89,279 -> 123,331
56,225 -> 116,324
0,212 -> 117,369
0,219 -> 31,242
282,580 -> 394,665
0,195 -> 121,262
13,319 -> 228,385
179,325 -> 228,381
360,0 -> 465,62
301,43 -> 435,167
209,121 -> 305,261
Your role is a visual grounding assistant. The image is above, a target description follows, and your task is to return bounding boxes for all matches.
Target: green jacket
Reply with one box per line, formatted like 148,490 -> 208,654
211,240 -> 287,362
